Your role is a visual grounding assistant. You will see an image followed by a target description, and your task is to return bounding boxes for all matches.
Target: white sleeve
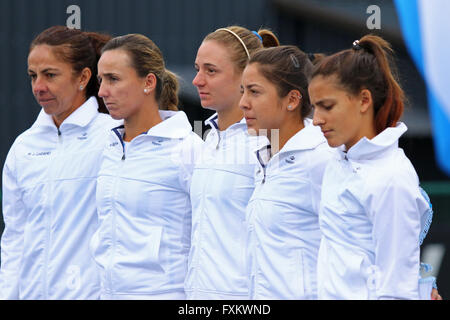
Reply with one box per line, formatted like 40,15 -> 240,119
178,133 -> 204,194
0,146 -> 27,299
365,176 -> 423,300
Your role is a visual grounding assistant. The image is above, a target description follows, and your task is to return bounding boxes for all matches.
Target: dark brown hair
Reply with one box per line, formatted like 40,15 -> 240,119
249,45 -> 315,119
204,25 -> 280,73
102,34 -> 179,111
30,26 -> 111,113
311,34 -> 404,133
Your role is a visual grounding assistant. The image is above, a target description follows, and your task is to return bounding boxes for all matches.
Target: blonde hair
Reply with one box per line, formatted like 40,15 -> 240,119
102,34 -> 179,111
204,25 -> 280,73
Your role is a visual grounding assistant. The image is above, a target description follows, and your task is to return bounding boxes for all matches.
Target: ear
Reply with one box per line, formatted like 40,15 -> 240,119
143,73 -> 157,94
79,67 -> 92,88
359,89 -> 373,114
286,89 -> 302,112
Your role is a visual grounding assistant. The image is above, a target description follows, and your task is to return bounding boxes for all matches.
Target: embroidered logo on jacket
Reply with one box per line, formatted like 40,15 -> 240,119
77,132 -> 88,140
27,151 -> 51,156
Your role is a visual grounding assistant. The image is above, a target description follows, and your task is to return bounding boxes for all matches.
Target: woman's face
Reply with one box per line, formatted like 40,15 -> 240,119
308,74 -> 366,149
192,40 -> 243,112
97,49 -> 147,120
239,63 -> 288,135
28,45 -> 85,124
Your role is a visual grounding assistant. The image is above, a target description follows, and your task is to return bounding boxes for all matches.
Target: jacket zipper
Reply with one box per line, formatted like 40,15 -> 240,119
112,128 -> 126,160
44,128 -> 62,298
108,129 -> 128,293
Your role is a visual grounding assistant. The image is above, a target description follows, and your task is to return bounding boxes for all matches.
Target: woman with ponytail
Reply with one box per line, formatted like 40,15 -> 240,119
92,34 -> 203,299
239,45 -> 333,299
0,26 -> 116,299
185,25 -> 279,299
308,35 -> 437,299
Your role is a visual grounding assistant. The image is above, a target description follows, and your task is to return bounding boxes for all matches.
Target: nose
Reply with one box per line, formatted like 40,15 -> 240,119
312,108 -> 325,126
98,81 -> 108,99
239,91 -> 250,111
32,76 -> 48,95
192,71 -> 205,87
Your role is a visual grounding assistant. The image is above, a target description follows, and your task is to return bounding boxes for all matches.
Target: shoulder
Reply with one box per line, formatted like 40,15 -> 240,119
362,150 -> 421,211
369,149 -> 418,192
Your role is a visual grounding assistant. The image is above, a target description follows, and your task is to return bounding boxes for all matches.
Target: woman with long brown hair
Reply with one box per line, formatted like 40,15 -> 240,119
308,35 -> 435,299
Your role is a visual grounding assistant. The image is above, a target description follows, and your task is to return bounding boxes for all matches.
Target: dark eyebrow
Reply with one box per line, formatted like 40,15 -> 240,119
245,83 -> 262,90
98,72 -> 118,78
28,68 -> 59,74
312,99 -> 335,107
203,63 -> 218,69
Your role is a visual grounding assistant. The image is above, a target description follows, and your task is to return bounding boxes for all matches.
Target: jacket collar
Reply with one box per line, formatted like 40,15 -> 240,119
204,113 -> 246,132
279,118 -> 327,154
254,118 -> 325,156
338,122 -> 407,160
32,96 -> 99,129
112,110 -> 193,139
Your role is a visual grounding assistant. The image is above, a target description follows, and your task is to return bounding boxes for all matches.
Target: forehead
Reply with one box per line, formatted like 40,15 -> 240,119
28,45 -> 68,69
98,49 -> 132,70
309,75 -> 342,95
195,40 -> 234,66
242,63 -> 273,87
242,63 -> 263,81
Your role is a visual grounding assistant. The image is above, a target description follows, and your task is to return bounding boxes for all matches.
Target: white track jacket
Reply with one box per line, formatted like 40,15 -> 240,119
0,97 -> 115,299
185,114 -> 267,299
317,123 -> 431,300
246,119 -> 333,299
90,110 -> 203,299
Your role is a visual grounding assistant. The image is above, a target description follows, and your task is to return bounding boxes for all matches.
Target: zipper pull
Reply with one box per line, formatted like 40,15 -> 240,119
121,153 -> 125,161
57,128 -> 62,136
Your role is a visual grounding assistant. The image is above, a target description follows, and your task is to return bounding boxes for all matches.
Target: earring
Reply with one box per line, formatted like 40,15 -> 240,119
287,105 -> 293,110
144,88 -> 149,94
79,85 -> 84,91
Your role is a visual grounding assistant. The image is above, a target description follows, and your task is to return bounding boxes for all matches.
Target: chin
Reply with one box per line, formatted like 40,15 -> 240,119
200,103 -> 218,111
109,112 -> 125,120
325,138 -> 342,148
41,106 -> 61,117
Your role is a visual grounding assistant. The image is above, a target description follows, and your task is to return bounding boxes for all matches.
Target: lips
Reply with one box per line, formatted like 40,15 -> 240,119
38,98 -> 55,104
321,129 -> 333,137
198,92 -> 209,99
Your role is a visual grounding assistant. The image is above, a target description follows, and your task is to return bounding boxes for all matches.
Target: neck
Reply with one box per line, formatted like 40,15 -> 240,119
52,95 -> 87,128
216,103 -> 243,131
123,100 -> 163,142
269,118 -> 305,155
344,120 -> 377,151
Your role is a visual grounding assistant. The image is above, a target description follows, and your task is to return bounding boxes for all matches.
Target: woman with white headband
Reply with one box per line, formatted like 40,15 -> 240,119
184,25 -> 279,299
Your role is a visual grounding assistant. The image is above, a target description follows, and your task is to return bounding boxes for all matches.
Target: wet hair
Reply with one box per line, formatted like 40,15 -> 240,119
204,25 -> 280,73
311,34 -> 404,134
101,34 -> 178,111
249,45 -> 316,119
30,25 -> 111,113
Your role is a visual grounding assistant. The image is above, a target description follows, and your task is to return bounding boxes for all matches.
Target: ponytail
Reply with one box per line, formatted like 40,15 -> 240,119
84,32 -> 112,113
159,70 -> 179,111
258,29 -> 280,48
357,35 -> 404,133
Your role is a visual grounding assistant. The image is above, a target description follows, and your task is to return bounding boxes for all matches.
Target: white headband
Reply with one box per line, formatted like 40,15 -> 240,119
215,28 -> 250,59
